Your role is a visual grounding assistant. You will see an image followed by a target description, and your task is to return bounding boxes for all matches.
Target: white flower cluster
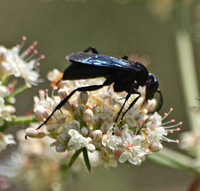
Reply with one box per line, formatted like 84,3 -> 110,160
0,36 -> 44,152
0,83 -> 16,126
26,69 -> 181,168
0,36 -> 44,87
0,129 -> 82,191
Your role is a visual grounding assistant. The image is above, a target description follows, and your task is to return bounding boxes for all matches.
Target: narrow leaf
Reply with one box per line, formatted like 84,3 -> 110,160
82,147 -> 91,172
68,149 -> 82,169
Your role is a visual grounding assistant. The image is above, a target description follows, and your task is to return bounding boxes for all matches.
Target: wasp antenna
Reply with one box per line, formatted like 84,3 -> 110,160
155,89 -> 163,112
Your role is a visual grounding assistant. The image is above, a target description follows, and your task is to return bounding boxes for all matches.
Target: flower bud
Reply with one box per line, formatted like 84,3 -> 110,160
92,116 -> 100,126
62,124 -> 74,133
43,110 -> 51,120
63,101 -> 72,111
25,128 -> 46,138
74,105 -> 86,119
146,99 -> 157,113
55,144 -> 67,152
47,69 -> 60,80
70,103 -> 77,112
83,108 -> 93,123
0,85 -> 10,98
86,143 -> 95,152
34,108 -> 44,121
58,88 -> 68,99
8,97 -> 16,104
81,126 -> 89,136
149,142 -> 163,152
93,130 -> 102,140
88,129 -> 94,137
71,120 -> 80,130
59,133 -> 70,143
4,105 -> 16,114
78,91 -> 88,104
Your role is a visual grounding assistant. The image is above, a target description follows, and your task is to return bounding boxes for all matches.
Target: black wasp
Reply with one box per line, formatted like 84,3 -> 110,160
37,47 -> 163,130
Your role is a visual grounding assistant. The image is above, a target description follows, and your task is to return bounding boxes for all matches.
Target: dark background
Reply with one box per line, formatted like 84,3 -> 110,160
1,0 -> 199,190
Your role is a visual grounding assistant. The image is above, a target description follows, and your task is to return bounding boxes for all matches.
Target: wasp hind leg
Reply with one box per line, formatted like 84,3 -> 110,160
37,79 -> 112,129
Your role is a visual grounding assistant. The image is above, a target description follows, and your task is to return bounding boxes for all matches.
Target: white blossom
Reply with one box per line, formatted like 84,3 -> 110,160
0,133 -> 16,152
102,133 -> 122,150
0,37 -> 44,87
68,129 -> 95,152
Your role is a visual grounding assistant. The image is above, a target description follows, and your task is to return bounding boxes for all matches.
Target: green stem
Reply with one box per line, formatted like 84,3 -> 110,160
12,115 -> 37,125
175,1 -> 199,130
149,147 -> 200,176
6,84 -> 29,103
0,115 -> 37,132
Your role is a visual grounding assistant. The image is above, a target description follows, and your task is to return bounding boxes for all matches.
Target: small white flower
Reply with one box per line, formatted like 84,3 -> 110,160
119,150 -> 143,165
68,129 -> 89,150
146,112 -> 167,143
68,129 -> 95,152
102,134 -> 122,150
0,133 -> 16,152
119,125 -> 146,165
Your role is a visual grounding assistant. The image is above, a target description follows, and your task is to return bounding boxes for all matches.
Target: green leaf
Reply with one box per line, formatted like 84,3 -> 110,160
82,147 -> 91,172
68,149 -> 82,169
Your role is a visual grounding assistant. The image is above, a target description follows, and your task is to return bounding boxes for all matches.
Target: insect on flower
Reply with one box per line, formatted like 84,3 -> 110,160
37,47 -> 163,131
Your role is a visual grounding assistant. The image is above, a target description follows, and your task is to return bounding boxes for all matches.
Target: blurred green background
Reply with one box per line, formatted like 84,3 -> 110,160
1,0 -> 200,190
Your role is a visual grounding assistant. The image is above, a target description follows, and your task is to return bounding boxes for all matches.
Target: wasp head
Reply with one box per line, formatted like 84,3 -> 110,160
146,73 -> 163,111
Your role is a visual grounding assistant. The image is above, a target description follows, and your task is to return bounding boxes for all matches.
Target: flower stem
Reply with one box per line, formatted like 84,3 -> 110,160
11,115 -> 37,125
6,84 -> 29,103
175,0 -> 199,130
0,115 -> 37,132
149,147 -> 200,176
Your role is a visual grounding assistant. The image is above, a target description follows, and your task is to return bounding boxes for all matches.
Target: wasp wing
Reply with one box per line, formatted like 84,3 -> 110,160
67,52 -> 141,72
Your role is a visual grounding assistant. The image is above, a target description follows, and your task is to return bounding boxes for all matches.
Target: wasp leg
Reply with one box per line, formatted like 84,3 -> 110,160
114,81 -> 139,124
83,46 -> 98,54
119,91 -> 141,126
37,79 -> 112,129
114,91 -> 132,124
